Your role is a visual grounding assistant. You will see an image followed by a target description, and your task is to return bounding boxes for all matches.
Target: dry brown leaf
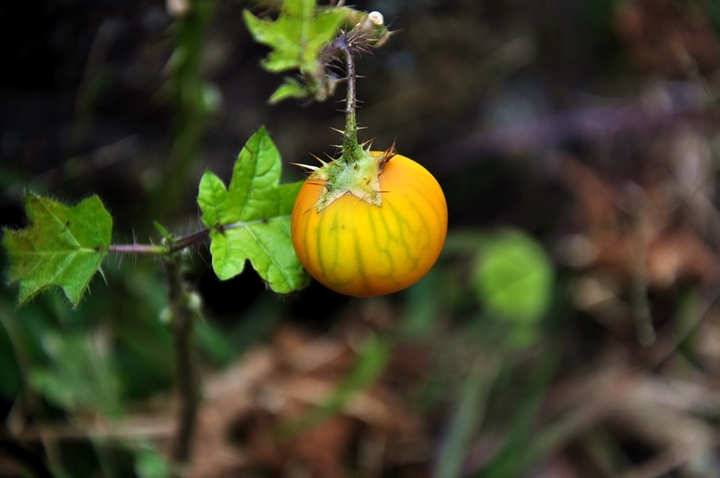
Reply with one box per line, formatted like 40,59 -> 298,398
615,0 -> 720,77
558,155 -> 720,289
188,324 -> 429,478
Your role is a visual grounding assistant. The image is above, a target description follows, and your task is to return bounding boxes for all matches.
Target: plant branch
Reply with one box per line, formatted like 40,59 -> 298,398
108,226 -> 210,475
164,255 -> 201,474
107,215 -> 292,257
342,37 -> 357,147
108,228 -> 210,256
333,35 -> 361,163
170,228 -> 211,252
107,244 -> 167,255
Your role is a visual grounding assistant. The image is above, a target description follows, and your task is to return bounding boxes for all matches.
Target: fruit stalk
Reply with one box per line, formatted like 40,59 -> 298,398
336,36 -> 363,165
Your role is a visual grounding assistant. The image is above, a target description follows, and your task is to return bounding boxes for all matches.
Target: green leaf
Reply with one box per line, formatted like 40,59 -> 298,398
28,331 -> 122,417
243,0 -> 344,72
473,230 -> 554,324
3,193 -> 112,307
269,77 -> 310,104
197,127 -> 309,294
153,221 -> 172,241
134,444 -> 170,478
243,0 -> 346,102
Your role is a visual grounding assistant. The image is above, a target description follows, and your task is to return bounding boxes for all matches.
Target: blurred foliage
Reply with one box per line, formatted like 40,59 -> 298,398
472,230 -> 554,326
154,0 -> 216,221
4,0 -> 720,476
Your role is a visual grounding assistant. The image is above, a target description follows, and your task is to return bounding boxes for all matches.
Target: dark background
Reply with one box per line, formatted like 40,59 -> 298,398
3,0 -> 720,477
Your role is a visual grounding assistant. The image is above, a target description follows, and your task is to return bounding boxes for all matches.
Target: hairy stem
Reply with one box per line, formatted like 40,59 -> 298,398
108,228 -> 210,256
107,216 -> 293,257
107,244 -> 166,255
336,36 -> 362,164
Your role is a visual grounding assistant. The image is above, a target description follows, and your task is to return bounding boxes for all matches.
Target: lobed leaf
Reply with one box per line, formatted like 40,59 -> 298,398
243,0 -> 345,101
197,127 -> 309,293
3,193 -> 112,307
243,0 -> 344,71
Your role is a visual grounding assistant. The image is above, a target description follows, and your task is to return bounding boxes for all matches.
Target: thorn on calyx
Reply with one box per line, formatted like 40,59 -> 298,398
309,153 -> 328,166
307,179 -> 328,188
290,162 -> 319,172
378,138 -> 397,172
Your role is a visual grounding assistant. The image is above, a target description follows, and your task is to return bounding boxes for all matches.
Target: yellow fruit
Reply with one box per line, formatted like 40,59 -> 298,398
291,152 -> 447,297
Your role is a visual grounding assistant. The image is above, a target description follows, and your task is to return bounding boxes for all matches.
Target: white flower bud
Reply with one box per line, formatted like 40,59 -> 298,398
368,11 -> 384,26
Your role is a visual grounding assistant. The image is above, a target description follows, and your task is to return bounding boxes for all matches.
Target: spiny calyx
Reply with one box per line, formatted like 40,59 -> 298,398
298,142 -> 395,213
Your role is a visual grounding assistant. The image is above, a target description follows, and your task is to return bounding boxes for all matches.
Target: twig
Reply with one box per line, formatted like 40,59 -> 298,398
108,244 -> 167,255
331,34 -> 360,159
164,255 -> 201,474
108,228 -> 210,256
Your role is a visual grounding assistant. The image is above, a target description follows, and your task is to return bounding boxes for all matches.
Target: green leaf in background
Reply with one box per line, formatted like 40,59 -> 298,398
134,443 -> 170,478
473,230 -> 554,324
704,0 -> 720,41
197,127 -> 309,294
3,193 -> 112,307
269,77 -> 311,104
28,331 -> 122,417
243,0 -> 345,73
243,0 -> 345,101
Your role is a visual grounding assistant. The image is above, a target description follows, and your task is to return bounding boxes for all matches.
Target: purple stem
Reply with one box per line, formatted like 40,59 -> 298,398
108,228 -> 210,255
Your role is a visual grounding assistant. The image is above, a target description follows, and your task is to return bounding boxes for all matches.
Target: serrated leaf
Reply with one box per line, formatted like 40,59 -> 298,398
197,127 -> 309,293
3,193 -> 112,307
210,218 -> 307,293
243,0 -> 345,74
